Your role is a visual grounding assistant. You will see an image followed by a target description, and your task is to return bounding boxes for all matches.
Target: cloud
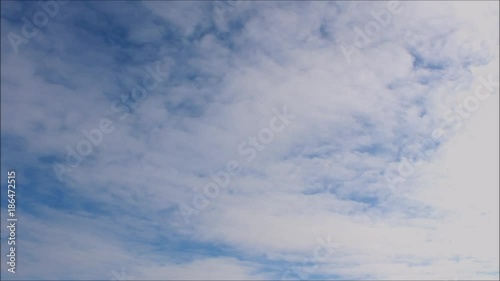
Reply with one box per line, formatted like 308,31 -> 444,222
1,1 -> 498,279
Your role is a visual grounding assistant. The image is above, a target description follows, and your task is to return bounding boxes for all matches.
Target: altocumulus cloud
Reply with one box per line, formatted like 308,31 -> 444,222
0,1 -> 498,280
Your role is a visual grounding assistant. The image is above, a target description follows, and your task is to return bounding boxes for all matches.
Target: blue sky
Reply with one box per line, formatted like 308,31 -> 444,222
1,1 -> 499,280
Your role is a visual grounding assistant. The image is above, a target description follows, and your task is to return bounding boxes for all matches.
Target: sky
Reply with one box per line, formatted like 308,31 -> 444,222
0,0 -> 499,280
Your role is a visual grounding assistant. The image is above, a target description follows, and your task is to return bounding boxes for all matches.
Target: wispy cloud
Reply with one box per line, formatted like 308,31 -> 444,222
1,1 -> 498,280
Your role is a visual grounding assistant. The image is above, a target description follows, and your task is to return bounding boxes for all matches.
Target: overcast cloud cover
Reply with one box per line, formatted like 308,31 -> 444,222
1,0 -> 499,280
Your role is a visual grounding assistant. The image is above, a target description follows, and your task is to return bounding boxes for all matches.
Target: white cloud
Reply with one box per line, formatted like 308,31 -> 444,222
1,1 -> 498,279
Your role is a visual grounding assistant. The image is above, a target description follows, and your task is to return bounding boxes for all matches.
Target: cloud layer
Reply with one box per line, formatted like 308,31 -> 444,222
1,1 -> 499,280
